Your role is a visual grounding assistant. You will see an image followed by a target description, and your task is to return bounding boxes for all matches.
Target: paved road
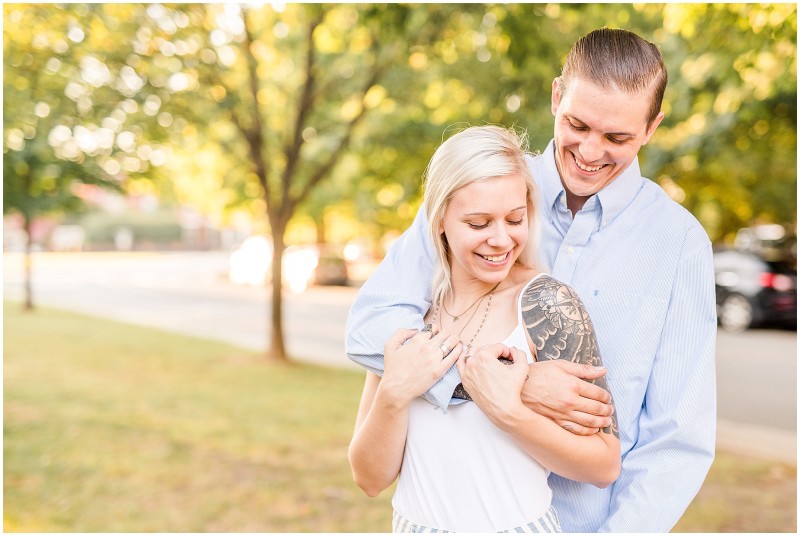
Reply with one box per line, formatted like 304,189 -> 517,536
5,251 -> 796,461
4,251 -> 356,369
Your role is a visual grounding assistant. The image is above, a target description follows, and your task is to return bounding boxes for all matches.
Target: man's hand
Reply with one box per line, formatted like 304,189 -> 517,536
522,360 -> 613,435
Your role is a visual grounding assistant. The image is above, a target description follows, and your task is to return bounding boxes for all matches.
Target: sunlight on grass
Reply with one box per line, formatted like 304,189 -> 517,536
673,451 -> 796,532
4,301 -> 796,532
4,301 -> 393,532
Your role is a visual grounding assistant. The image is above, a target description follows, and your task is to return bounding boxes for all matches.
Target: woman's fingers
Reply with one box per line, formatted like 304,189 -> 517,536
427,331 -> 457,357
385,328 -> 422,350
439,341 -> 463,375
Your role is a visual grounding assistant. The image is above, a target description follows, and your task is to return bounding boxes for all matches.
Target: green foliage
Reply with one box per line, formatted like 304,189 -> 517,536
332,4 -> 797,244
3,3 -> 796,246
649,3 -> 797,242
2,5 -> 177,224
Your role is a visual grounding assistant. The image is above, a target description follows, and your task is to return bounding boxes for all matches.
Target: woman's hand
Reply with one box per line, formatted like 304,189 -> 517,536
456,343 -> 529,422
379,327 -> 463,407
349,327 -> 461,497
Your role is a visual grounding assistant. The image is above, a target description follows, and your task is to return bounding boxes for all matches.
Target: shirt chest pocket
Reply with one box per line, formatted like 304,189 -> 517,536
586,288 -> 641,308
585,286 -> 669,334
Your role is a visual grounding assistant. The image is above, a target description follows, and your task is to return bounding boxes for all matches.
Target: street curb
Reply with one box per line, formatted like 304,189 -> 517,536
716,418 -> 796,465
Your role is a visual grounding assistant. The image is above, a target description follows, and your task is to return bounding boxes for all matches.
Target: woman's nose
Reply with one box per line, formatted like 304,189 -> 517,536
487,226 -> 511,248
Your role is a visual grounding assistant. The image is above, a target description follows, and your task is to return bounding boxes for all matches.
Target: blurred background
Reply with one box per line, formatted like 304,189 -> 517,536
4,3 -> 796,532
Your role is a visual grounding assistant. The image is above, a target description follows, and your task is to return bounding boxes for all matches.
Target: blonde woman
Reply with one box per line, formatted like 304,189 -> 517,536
348,126 -> 619,533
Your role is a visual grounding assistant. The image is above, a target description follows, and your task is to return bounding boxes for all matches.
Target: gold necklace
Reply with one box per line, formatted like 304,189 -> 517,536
441,286 -> 492,321
435,281 -> 500,351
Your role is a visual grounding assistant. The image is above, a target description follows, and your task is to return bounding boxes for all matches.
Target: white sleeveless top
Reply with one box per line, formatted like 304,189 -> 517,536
392,275 -> 552,532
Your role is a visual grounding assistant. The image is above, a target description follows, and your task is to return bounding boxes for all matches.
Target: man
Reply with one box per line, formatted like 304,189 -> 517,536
346,28 -> 716,532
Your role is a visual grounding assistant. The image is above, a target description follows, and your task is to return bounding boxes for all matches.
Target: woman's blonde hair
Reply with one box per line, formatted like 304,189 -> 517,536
422,125 -> 542,307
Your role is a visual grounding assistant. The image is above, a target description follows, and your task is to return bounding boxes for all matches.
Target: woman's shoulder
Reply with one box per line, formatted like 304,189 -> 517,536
518,274 -> 601,364
505,269 -> 575,304
505,265 -> 545,292
519,273 -> 579,301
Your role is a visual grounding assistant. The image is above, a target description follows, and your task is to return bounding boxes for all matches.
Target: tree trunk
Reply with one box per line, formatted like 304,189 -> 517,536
22,213 -> 34,311
268,229 -> 288,361
315,213 -> 326,245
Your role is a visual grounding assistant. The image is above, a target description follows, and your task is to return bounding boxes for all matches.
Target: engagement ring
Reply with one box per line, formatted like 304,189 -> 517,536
439,343 -> 450,357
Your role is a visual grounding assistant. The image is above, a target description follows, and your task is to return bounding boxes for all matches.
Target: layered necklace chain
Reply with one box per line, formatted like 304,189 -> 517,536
435,281 -> 501,351
441,288 -> 487,321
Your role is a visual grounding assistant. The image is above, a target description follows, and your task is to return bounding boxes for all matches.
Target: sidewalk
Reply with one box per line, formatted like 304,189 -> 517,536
717,418 -> 796,464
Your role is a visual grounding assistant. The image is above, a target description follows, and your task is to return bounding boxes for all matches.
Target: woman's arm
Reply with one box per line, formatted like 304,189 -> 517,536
348,370 -> 409,497
348,328 -> 462,497
500,399 -> 620,488
456,276 -> 621,488
457,344 -> 620,488
520,275 -> 618,436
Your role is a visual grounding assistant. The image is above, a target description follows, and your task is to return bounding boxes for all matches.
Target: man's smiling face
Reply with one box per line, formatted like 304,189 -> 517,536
551,76 -> 663,212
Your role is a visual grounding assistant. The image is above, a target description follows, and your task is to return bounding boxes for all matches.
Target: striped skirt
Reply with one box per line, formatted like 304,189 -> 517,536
392,505 -> 561,533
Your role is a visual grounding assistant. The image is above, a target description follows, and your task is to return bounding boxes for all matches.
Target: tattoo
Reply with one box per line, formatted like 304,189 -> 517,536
521,275 -> 619,438
452,383 -> 472,401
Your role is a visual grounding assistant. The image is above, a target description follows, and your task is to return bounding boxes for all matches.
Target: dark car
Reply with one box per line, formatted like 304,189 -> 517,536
713,248 -> 797,332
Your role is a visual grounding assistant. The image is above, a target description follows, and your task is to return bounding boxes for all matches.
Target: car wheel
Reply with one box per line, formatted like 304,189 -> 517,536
719,294 -> 753,332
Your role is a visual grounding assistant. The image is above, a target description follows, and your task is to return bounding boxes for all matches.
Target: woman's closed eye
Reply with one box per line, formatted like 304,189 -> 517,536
468,218 -> 524,229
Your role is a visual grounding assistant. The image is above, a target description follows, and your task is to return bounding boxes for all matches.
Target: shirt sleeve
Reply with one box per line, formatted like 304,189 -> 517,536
345,206 -> 435,375
600,232 -> 717,532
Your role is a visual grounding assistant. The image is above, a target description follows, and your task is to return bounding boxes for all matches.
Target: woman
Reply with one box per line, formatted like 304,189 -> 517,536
348,125 -> 620,532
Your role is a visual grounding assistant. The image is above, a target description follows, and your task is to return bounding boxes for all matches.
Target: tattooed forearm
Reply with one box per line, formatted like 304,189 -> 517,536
521,275 -> 619,438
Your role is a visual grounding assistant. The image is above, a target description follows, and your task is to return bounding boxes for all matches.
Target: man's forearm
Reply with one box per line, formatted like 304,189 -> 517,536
347,352 -> 387,376
345,207 -> 434,365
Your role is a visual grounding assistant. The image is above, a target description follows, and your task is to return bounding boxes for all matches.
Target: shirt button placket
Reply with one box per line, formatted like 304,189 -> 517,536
551,208 -> 597,284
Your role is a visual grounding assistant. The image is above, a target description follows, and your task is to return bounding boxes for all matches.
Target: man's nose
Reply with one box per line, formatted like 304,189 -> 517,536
579,135 -> 605,163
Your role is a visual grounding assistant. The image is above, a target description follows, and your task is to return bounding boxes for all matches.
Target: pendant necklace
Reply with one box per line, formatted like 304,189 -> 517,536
437,281 -> 502,403
435,281 -> 501,350
442,287 -> 492,321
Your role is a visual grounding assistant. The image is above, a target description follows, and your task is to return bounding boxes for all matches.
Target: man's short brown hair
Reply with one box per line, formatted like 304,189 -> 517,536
558,28 -> 668,126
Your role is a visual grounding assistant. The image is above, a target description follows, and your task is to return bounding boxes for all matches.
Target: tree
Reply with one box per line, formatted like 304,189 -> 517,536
3,4 -> 166,309
649,3 -> 796,242
5,3 -> 794,344
125,4 -> 489,361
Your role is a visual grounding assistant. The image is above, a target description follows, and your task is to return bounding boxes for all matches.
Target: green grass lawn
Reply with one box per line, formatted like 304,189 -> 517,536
4,302 -> 796,532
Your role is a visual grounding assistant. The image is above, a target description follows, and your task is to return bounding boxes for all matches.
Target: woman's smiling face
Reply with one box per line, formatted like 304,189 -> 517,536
440,174 -> 530,286
551,76 -> 663,212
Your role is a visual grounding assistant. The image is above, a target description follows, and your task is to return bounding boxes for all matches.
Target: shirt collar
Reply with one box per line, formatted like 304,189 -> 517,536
539,140 -> 644,228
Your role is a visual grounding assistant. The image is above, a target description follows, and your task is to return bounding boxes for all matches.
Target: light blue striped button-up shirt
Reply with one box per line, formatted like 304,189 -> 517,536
345,140 -> 717,532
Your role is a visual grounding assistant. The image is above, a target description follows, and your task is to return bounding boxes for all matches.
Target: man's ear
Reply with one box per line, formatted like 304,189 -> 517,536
551,78 -> 562,117
643,111 -> 665,145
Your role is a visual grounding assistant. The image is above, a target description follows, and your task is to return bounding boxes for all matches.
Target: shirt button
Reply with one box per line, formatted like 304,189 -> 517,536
566,246 -> 575,255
